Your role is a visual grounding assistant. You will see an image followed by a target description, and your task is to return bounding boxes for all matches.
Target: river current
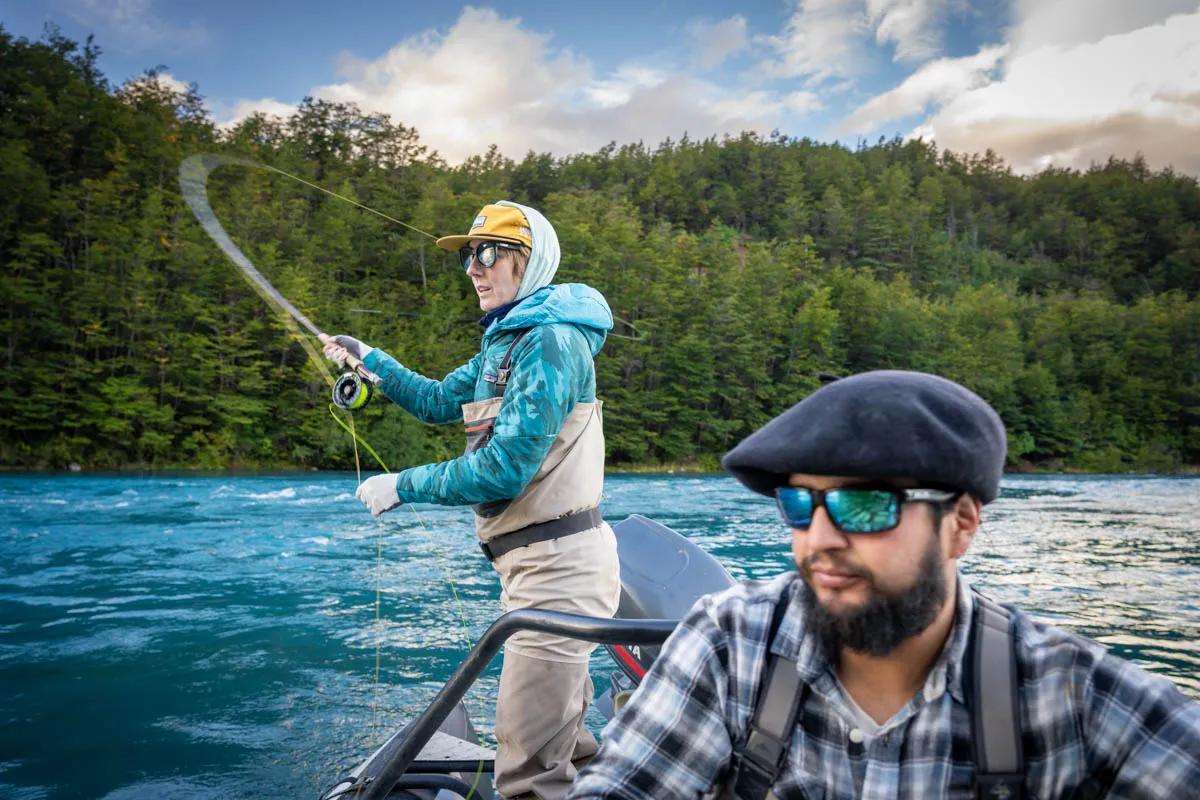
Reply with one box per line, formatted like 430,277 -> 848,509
1,473 -> 1197,798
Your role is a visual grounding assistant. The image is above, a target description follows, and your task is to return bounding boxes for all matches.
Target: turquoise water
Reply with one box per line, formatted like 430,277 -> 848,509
1,473 -> 1198,799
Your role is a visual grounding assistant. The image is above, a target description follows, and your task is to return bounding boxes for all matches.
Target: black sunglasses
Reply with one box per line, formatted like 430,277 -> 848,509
459,241 -> 523,271
775,486 -> 959,534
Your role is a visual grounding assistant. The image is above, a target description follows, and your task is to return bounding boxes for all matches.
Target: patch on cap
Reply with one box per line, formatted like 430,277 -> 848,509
434,203 -> 534,251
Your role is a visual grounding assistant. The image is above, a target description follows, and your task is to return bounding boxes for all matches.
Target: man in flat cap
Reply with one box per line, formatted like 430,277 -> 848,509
570,371 -> 1200,799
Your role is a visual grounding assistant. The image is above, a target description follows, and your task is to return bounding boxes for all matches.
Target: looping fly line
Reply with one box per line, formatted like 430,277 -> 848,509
178,154 -> 436,365
179,155 -> 481,767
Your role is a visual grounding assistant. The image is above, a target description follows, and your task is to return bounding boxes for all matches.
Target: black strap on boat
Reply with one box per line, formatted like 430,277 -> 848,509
491,328 -> 531,397
478,507 -> 603,561
966,592 -> 1025,800
719,585 -> 803,800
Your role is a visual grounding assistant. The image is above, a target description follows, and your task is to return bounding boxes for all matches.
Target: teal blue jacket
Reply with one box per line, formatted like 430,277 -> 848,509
362,284 -> 612,506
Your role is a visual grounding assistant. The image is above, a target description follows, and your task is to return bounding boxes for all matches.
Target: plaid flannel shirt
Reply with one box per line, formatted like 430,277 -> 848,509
569,572 -> 1200,800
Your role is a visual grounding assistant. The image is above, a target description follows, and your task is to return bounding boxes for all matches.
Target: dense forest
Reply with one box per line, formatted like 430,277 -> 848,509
2,28 -> 1198,473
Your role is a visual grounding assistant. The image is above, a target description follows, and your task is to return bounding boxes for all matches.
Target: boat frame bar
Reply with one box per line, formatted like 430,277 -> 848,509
351,609 -> 678,800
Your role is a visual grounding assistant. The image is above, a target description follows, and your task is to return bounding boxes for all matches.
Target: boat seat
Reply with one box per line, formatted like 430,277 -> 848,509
408,729 -> 496,772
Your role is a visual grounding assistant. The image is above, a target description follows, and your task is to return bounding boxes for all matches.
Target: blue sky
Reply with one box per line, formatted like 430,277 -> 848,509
5,1 -> 1200,173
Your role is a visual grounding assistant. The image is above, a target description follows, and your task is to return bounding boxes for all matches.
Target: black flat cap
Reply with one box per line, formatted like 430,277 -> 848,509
722,371 -> 1007,504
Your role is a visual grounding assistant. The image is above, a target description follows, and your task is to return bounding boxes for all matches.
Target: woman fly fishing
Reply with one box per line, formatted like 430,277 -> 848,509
321,201 -> 619,800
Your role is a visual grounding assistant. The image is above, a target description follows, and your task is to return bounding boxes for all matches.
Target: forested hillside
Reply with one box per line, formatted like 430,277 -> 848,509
2,29 -> 1198,472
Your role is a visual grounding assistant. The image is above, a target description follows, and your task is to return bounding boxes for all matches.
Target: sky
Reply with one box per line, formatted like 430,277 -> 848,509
4,0 -> 1200,174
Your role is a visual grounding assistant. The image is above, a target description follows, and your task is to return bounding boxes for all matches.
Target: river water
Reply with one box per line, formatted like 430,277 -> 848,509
1,473 -> 1197,798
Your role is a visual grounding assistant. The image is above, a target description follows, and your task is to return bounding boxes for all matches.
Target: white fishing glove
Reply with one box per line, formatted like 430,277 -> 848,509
320,333 -> 372,366
356,473 -> 402,516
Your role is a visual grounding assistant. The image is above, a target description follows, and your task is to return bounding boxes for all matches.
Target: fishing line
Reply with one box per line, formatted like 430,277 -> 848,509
256,160 -> 438,242
330,404 -> 483,798
608,314 -> 644,341
181,154 -> 482,793
326,403 -> 476,651
182,155 -> 329,338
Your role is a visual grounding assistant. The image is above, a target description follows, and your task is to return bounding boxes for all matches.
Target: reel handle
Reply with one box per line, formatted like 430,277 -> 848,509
344,354 -> 382,386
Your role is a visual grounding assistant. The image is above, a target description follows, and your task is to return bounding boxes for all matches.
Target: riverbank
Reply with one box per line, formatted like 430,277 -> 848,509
3,459 -> 1199,475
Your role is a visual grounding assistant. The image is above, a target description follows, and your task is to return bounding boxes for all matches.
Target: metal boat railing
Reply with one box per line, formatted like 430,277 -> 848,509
343,609 -> 678,800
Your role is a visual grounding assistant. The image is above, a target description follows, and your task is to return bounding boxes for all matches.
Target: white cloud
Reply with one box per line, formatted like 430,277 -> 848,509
584,67 -> 668,109
758,0 -> 956,82
64,0 -> 207,52
295,7 -> 810,163
840,44 -> 1007,133
219,98 -> 298,128
687,16 -> 750,69
1008,0 -> 1198,55
786,91 -> 825,113
867,0 -> 945,62
312,7 -> 590,160
710,90 -> 794,121
910,9 -> 1200,173
759,0 -> 869,82
150,71 -> 189,95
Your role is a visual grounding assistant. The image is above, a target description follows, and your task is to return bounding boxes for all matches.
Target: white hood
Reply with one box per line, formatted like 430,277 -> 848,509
498,200 -> 560,302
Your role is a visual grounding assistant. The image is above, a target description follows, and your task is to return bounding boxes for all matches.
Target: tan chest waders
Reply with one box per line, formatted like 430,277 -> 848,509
462,326 -> 620,799
459,328 -> 606,557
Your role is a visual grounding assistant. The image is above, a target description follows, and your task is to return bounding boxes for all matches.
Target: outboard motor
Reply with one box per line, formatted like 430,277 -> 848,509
596,514 -> 735,718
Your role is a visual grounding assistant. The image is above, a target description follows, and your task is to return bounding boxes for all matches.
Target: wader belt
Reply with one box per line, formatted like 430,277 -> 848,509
479,507 -> 603,562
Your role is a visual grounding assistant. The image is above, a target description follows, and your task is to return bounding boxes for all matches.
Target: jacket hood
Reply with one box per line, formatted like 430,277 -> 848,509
496,200 -> 560,302
486,283 -> 612,356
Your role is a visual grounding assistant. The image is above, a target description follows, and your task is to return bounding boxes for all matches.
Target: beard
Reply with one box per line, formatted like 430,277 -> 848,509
798,529 -> 948,658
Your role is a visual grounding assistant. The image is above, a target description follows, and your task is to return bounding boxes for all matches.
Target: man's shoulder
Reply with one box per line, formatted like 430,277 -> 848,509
1005,602 -> 1107,670
1004,601 -> 1192,706
1004,602 -> 1137,698
999,597 -> 1200,794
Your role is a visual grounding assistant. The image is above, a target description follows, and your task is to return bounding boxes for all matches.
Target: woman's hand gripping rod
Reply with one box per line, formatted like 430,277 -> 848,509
319,334 -> 382,412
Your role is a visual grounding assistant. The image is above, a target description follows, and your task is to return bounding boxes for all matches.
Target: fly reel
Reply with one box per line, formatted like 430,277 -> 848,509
332,370 -> 374,411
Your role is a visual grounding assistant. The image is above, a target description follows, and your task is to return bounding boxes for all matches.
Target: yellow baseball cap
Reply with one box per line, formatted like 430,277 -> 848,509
436,203 -> 533,251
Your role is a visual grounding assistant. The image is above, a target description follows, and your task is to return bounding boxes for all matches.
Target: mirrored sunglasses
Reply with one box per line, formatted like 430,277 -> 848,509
774,486 -> 958,534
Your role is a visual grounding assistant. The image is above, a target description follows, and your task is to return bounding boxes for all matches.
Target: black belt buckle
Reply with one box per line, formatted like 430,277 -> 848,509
479,540 -> 496,561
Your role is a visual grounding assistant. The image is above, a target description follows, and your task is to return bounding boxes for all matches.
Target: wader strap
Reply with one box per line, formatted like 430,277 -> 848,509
468,328 -> 532,519
967,592 -> 1024,800
479,507 -> 603,562
492,329 -> 531,398
720,587 -> 802,800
